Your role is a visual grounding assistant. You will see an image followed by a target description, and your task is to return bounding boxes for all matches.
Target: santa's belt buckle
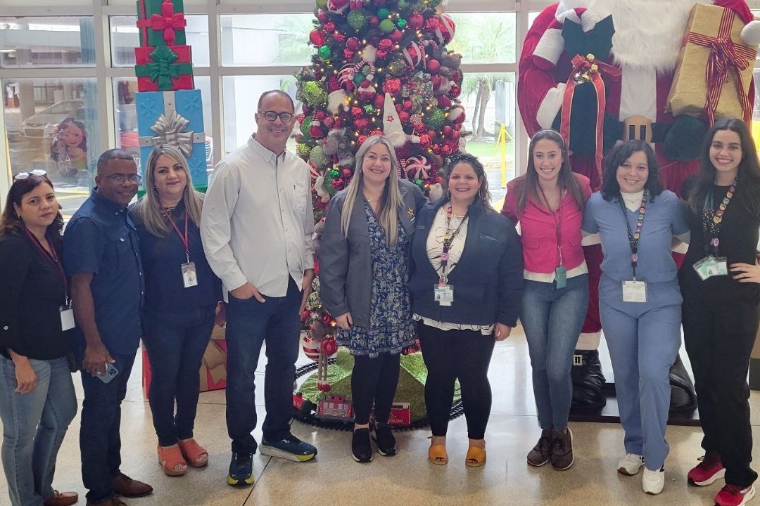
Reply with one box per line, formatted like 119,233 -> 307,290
623,115 -> 653,143
573,354 -> 584,366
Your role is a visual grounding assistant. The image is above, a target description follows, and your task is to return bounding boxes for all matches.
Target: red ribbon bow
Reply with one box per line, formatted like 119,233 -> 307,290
685,8 -> 755,126
137,0 -> 187,46
560,54 -> 621,182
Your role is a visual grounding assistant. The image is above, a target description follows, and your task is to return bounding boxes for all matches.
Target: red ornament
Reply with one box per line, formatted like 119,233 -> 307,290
427,59 -> 441,74
389,29 -> 403,43
351,106 -> 363,117
427,130 -> 436,139
409,13 -> 424,29
369,16 -> 379,26
316,10 -> 329,23
341,168 -> 352,177
403,100 -> 413,111
328,76 -> 341,92
370,129 -> 383,137
310,125 -> 324,138
441,145 -> 452,155
324,22 -> 337,33
332,32 -> 346,43
414,122 -> 426,134
309,29 -> 325,46
451,131 -> 460,141
395,103 -> 403,113
419,134 -> 431,148
431,75 -> 442,89
374,94 -> 385,109
399,111 -> 410,123
315,111 -> 326,121
437,96 -> 452,108
449,84 -> 461,98
376,49 -> 389,60
323,116 -> 335,128
332,179 -> 345,190
343,49 -> 355,60
354,117 -> 370,130
378,38 -> 393,51
321,339 -> 338,355
424,18 -> 440,32
358,134 -> 369,145
383,78 -> 401,96
347,37 -> 361,51
442,125 -> 453,137
432,144 -> 442,154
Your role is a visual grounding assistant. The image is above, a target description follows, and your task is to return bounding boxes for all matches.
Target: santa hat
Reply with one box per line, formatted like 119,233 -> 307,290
533,6 -> 603,69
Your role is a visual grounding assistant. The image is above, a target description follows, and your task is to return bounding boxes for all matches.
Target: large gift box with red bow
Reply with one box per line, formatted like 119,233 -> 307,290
137,0 -> 187,47
135,89 -> 207,185
667,4 -> 757,125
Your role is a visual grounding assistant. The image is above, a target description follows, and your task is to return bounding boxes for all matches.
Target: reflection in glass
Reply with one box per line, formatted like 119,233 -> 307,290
0,17 -> 95,68
220,15 -> 315,67
446,13 -> 516,64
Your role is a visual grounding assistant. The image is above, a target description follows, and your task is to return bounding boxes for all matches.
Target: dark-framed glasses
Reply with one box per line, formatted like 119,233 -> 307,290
259,110 -> 294,122
14,169 -> 47,180
104,173 -> 142,184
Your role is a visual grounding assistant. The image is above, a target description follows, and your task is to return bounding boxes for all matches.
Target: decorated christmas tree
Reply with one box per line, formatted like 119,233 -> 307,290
295,0 -> 465,220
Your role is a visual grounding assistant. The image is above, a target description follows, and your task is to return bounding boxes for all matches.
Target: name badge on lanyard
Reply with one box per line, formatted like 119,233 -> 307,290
696,181 -> 736,281
60,304 -> 75,331
620,191 -> 648,303
693,255 -> 728,280
434,284 -> 454,306
164,207 -> 198,289
622,280 -> 647,303
435,204 -> 467,306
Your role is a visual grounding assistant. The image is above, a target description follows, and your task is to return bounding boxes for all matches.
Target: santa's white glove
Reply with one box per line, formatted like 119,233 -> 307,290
741,20 -> 760,46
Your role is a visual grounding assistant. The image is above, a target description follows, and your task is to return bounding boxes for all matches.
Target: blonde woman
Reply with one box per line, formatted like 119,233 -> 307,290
129,145 -> 222,476
320,135 -> 426,463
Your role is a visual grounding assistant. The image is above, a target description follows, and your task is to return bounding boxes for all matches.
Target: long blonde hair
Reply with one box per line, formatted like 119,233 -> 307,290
340,135 -> 403,245
136,144 -> 204,237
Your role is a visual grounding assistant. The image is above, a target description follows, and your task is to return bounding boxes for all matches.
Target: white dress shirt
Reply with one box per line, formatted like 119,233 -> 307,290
201,135 -> 315,298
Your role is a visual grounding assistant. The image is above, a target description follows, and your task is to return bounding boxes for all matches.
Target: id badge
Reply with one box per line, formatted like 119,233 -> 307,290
693,256 -> 728,281
622,280 -> 647,303
59,305 -> 75,331
434,284 -> 454,306
181,262 -> 198,288
555,266 -> 567,289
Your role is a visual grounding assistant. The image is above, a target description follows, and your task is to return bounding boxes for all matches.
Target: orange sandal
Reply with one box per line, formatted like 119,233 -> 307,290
465,446 -> 486,468
428,444 -> 448,465
179,438 -> 208,468
157,444 -> 187,476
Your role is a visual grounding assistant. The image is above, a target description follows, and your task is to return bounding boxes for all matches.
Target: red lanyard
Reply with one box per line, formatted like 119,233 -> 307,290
163,208 -> 190,263
537,186 -> 564,267
24,227 -> 68,299
439,202 -> 468,283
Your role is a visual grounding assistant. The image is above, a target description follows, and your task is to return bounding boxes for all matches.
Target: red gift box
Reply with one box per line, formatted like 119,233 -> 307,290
135,45 -> 194,92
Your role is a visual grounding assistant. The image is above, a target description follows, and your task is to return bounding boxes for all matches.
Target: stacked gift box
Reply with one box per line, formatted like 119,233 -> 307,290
135,0 -> 224,394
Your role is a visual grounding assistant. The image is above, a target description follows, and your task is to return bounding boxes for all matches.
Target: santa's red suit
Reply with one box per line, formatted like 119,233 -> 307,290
518,0 -> 759,352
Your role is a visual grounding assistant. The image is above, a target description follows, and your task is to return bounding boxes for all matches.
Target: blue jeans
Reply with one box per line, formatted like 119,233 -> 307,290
521,275 -> 588,431
0,356 -> 77,506
143,305 -> 215,447
78,351 -> 136,504
225,279 -> 301,455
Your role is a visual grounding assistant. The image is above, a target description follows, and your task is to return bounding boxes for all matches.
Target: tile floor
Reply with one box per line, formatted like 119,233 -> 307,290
2,327 -> 759,506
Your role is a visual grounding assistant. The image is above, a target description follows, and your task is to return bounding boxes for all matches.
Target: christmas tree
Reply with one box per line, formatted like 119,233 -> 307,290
295,0 -> 465,220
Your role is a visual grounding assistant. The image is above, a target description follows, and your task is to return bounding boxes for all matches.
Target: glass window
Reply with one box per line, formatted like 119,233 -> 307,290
460,72 -> 517,205
220,15 -> 315,67
3,77 -> 99,219
110,15 -> 210,67
447,13 -> 516,64
0,17 -> 95,68
114,76 -> 214,172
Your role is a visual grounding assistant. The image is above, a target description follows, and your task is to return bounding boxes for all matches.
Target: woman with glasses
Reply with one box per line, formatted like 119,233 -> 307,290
130,145 -> 223,476
409,153 -> 523,468
0,170 -> 78,506
320,135 -> 426,462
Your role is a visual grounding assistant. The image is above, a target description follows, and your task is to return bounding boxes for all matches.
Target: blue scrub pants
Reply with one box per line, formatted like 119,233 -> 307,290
599,275 -> 681,471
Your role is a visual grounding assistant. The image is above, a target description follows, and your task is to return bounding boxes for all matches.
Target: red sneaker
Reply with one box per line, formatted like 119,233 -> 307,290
714,484 -> 756,506
688,452 -> 725,486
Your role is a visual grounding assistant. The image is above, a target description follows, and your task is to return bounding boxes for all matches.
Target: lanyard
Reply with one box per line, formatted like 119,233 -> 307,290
439,202 -> 468,284
701,179 -> 737,257
163,208 -> 190,263
618,190 -> 648,280
24,227 -> 68,301
537,185 -> 564,267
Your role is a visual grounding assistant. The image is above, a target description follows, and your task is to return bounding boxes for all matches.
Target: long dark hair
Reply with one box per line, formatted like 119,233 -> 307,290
686,118 -> 760,213
0,173 -> 63,247
516,129 -> 586,214
601,140 -> 664,202
443,153 -> 492,212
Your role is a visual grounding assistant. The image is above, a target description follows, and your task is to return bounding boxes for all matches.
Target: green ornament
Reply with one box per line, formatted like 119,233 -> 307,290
300,116 -> 313,138
363,105 -> 374,114
297,143 -> 312,158
415,179 -> 424,188
353,72 -> 366,85
309,145 -> 330,168
318,45 -> 332,61
398,0 -> 409,9
316,0 -> 328,8
302,81 -> 328,106
424,108 -> 446,130
396,19 -> 408,30
377,7 -> 390,18
388,57 -> 406,76
347,10 -> 366,30
379,19 -> 396,33
328,168 -> 340,179
323,174 -> 337,196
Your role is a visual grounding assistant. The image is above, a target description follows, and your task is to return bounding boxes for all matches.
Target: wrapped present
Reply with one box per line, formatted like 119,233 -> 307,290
135,45 -> 194,92
135,89 -> 207,185
667,4 -> 756,125
200,326 -> 227,392
136,0 -> 187,47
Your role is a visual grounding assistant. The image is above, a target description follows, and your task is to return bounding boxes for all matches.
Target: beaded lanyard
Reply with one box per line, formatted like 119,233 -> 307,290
439,202 -> 468,284
618,190 -> 648,281
701,179 -> 737,257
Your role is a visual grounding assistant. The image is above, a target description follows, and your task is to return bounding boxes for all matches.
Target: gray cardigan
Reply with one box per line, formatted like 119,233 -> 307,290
319,179 -> 426,328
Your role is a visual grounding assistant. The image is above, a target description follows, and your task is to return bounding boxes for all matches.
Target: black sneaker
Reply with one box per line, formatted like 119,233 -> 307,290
227,452 -> 253,486
372,423 -> 398,457
352,428 -> 373,463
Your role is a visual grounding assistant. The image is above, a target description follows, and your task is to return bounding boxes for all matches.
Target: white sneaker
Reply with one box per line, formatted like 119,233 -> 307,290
642,467 -> 665,495
617,453 -> 644,476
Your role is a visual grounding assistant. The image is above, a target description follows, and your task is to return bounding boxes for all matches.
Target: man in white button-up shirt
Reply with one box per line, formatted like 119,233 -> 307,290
201,90 -> 317,486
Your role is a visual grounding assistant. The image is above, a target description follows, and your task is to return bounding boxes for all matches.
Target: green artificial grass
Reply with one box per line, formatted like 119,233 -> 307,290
298,349 -> 461,422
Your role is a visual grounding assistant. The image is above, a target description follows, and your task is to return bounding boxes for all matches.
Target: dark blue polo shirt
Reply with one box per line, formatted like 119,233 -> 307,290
64,190 -> 144,355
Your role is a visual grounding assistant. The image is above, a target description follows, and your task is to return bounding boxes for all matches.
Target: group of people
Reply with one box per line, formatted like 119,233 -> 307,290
0,89 -> 758,506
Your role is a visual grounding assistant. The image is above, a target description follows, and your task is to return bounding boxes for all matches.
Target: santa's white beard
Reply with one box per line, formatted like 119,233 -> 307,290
589,0 -> 711,73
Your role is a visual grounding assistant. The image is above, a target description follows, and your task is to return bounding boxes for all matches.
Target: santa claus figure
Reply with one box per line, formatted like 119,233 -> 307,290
517,0 -> 760,410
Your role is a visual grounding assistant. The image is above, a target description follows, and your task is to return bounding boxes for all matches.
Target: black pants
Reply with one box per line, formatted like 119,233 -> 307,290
351,353 -> 401,425
418,323 -> 495,440
682,287 -> 759,488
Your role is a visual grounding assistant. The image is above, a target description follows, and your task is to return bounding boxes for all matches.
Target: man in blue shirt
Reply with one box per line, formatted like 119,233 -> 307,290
64,149 -> 152,506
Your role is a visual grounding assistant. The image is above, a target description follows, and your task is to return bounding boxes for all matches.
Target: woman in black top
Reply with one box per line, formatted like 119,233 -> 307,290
679,118 -> 760,506
0,170 -> 78,506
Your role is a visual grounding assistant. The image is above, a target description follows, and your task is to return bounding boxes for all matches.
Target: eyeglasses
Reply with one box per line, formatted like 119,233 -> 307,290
103,173 -> 142,184
259,110 -> 294,123
14,170 -> 47,180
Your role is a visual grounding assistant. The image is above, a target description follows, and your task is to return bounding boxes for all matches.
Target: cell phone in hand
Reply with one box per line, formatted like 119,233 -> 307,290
96,362 -> 119,383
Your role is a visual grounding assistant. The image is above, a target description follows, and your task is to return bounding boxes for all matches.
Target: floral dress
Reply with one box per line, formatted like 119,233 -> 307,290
337,202 -> 416,357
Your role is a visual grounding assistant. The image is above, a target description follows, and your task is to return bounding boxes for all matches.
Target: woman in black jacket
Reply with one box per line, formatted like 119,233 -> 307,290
409,153 -> 523,468
320,135 -> 426,463
0,170 -> 78,506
